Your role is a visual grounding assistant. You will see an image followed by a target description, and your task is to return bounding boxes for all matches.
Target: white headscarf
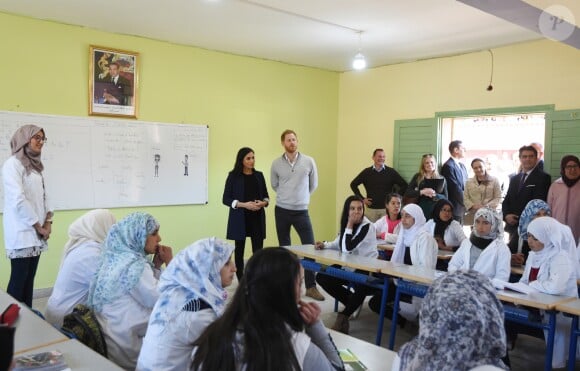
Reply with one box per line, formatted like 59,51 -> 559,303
392,204 -> 427,264
60,209 -> 117,266
528,217 -> 580,278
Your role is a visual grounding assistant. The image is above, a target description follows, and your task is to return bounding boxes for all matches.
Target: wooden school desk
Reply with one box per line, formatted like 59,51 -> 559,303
284,245 -> 391,345
329,329 -> 396,370
0,290 -> 68,355
555,298 -> 580,371
378,267 -> 576,371
15,339 -> 123,370
377,243 -> 454,260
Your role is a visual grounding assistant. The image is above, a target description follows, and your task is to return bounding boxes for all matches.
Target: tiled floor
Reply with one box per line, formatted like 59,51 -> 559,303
33,280 -> 578,371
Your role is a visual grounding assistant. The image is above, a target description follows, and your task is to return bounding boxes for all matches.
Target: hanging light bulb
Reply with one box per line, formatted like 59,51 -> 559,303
352,31 -> 366,70
352,52 -> 366,70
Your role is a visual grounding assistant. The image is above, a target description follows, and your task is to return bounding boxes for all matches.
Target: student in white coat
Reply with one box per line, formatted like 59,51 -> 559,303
137,238 -> 236,371
315,195 -> 377,334
45,209 -> 117,327
448,208 -> 511,282
2,125 -> 53,307
515,217 -> 578,368
423,199 -> 466,252
368,203 -> 438,317
87,212 -> 173,370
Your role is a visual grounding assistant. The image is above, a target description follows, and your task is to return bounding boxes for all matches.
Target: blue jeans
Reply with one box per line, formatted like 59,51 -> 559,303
275,206 -> 316,288
7,255 -> 40,307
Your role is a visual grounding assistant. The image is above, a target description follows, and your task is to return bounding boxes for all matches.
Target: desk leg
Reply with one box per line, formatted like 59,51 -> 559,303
388,283 -> 401,350
568,315 -> 579,371
545,311 -> 556,371
375,277 -> 389,346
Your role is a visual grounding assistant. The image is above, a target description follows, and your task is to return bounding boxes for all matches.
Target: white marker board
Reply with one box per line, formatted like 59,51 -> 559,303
0,111 -> 208,211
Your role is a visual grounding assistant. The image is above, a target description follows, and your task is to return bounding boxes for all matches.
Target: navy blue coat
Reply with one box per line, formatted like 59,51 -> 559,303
222,170 -> 269,241
441,158 -> 468,218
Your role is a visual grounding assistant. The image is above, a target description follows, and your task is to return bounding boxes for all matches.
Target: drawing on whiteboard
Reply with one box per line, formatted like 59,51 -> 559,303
154,153 -> 160,177
182,154 -> 189,176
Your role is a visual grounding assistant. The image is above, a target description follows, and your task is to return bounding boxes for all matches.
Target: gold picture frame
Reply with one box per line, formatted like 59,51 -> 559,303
89,45 -> 139,118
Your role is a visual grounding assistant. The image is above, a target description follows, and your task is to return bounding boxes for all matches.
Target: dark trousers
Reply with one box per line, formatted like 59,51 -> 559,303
7,255 -> 40,307
316,269 -> 370,316
275,206 -> 316,288
235,237 -> 263,281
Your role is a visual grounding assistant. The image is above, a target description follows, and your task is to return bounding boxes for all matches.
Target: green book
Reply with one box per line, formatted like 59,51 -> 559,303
339,348 -> 368,371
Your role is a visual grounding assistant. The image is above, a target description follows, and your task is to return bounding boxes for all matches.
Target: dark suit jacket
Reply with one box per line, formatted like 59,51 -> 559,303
108,75 -> 133,106
222,170 -> 269,241
441,158 -> 468,218
501,167 -> 551,221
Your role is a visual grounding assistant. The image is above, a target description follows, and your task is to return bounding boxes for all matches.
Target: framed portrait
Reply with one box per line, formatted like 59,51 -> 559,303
89,45 -> 139,118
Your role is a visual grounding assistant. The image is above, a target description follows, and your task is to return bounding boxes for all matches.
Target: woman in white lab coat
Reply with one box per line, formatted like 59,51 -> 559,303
2,124 -> 53,307
448,207 -> 511,282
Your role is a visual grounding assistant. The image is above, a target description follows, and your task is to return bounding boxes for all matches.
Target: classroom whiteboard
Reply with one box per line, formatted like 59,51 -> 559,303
0,111 -> 208,210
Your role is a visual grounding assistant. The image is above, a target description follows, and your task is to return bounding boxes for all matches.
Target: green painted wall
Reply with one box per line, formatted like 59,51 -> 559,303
0,12 -> 339,289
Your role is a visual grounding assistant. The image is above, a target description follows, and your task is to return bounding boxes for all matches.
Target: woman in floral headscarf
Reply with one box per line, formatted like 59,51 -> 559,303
393,270 -> 508,371
88,212 -> 173,370
2,124 -> 53,307
137,237 -> 236,371
448,207 -> 511,282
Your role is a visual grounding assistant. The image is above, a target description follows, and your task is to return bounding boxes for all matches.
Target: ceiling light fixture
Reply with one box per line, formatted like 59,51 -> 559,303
486,49 -> 494,91
352,31 -> 367,70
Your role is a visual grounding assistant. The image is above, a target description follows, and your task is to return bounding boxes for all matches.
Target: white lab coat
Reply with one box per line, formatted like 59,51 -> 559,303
2,156 -> 51,251
45,240 -> 102,327
96,266 -> 160,370
424,219 -> 467,249
373,217 -> 402,244
137,308 -> 216,371
448,239 -> 511,282
391,231 -> 438,269
325,217 -> 378,259
520,251 -> 578,368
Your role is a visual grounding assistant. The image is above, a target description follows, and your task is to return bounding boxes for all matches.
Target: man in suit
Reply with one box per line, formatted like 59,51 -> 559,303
502,145 -> 551,262
104,62 -> 133,106
441,140 -> 468,223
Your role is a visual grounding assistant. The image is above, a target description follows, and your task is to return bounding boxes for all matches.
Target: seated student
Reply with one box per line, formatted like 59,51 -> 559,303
392,270 -> 508,371
374,192 -> 402,244
315,195 -> 377,334
368,203 -> 437,316
45,209 -> 117,327
423,199 -> 466,251
137,237 -> 236,371
87,212 -> 173,370
448,208 -> 511,282
512,199 -> 551,265
512,217 -> 578,369
191,248 -> 344,371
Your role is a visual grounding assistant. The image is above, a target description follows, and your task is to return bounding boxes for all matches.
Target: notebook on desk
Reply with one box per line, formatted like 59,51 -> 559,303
422,178 -> 445,194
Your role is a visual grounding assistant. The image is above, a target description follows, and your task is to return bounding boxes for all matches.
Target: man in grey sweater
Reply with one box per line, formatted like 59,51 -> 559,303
271,129 -> 324,300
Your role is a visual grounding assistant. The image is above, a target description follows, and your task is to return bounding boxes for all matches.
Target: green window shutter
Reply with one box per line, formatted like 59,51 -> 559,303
545,109 -> 580,180
393,117 -> 438,183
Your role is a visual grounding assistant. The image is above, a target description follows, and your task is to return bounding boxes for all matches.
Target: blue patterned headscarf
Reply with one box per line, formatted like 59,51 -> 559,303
398,270 -> 508,371
88,212 -> 160,312
518,199 -> 551,240
149,237 -> 234,328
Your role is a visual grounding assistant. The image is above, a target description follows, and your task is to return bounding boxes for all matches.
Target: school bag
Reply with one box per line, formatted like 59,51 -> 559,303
61,304 -> 108,357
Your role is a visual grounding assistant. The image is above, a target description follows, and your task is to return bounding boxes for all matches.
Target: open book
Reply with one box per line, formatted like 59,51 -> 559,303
12,350 -> 71,371
339,349 -> 367,371
491,278 -> 537,295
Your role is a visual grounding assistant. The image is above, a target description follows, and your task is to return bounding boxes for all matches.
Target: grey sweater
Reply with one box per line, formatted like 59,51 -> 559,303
270,153 -> 318,210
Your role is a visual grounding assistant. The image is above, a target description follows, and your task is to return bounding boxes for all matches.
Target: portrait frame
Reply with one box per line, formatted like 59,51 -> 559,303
89,45 -> 139,118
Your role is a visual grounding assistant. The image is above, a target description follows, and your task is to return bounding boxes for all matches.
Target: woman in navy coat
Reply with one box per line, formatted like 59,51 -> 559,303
222,147 -> 269,280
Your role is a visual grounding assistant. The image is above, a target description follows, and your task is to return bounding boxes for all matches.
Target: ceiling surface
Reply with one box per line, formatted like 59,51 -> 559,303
0,0 -> 577,71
